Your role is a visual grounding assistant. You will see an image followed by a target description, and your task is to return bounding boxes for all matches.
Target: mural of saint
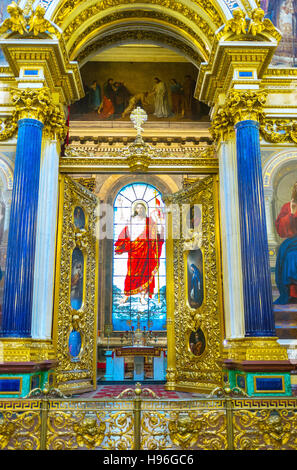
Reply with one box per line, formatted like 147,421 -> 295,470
274,182 -> 297,304
187,249 -> 204,309
70,248 -> 84,310
98,78 -> 116,119
74,206 -> 85,229
88,80 -> 101,112
189,328 -> 206,356
169,79 -> 183,116
152,77 -> 171,118
189,264 -> 203,307
70,62 -> 210,122
115,200 -> 164,305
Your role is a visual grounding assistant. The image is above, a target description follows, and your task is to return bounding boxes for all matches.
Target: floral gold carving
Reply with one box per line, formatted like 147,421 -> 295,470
0,88 -> 67,142
210,90 -> 267,142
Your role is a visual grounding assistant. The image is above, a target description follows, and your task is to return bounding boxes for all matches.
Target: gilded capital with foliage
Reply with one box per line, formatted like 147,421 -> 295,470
210,90 -> 267,142
0,87 -> 67,141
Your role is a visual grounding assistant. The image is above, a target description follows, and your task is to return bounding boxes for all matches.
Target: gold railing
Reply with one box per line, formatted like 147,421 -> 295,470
0,384 -> 297,450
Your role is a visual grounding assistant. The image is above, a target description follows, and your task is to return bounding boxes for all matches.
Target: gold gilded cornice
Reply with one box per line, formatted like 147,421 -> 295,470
0,87 -> 67,141
60,142 -> 218,174
68,10 -> 210,61
210,89 -> 267,142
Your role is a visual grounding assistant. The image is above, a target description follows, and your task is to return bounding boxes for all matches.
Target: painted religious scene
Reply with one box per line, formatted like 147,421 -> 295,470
263,156 -> 297,341
187,249 -> 204,309
112,182 -> 166,332
70,61 -> 210,122
261,0 -> 297,66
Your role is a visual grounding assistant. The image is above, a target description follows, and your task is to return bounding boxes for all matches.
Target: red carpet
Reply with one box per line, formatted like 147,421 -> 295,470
93,384 -> 180,399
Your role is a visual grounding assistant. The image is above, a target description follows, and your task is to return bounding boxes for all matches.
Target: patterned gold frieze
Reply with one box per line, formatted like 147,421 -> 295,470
61,144 -> 217,174
223,337 -> 288,362
0,339 -> 55,362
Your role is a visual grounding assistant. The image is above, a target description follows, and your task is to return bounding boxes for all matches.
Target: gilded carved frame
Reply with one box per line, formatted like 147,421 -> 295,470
52,175 -> 99,395
165,175 -> 224,393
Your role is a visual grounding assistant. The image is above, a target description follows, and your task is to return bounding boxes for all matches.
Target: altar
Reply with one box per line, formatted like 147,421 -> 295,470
105,346 -> 167,381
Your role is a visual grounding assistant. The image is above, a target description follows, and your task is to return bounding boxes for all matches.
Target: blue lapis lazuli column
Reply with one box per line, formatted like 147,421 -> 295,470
235,119 -> 276,337
1,118 -> 44,337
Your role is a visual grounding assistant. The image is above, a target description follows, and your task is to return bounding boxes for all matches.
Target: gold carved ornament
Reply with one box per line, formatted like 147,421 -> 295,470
53,176 -> 98,393
210,89 -> 267,142
55,0 -> 222,34
67,9 -> 210,61
165,176 -> 223,394
211,90 -> 297,145
221,7 -> 280,40
0,88 -> 67,142
0,2 -> 58,36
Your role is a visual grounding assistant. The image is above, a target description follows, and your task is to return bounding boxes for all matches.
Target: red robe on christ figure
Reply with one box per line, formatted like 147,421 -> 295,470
114,202 -> 164,303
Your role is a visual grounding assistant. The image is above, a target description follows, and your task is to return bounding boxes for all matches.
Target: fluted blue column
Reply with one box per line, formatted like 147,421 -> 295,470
235,119 -> 275,337
1,118 -> 44,337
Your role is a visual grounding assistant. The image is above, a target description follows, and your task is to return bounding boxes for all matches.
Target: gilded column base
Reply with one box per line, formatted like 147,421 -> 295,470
223,337 -> 288,362
0,338 -> 56,362
222,337 -> 293,396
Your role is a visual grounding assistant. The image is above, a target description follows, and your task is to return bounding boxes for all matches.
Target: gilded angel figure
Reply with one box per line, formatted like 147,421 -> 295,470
0,1 -> 27,35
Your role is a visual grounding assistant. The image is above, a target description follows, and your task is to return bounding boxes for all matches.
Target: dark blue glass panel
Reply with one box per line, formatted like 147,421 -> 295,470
255,377 -> 284,391
0,379 -> 21,393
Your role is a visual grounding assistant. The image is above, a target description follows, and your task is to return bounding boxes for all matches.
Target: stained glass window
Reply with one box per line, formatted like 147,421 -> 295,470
112,182 -> 166,331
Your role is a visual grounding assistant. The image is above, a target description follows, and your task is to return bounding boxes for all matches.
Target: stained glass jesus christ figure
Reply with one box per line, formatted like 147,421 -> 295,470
115,200 -> 164,305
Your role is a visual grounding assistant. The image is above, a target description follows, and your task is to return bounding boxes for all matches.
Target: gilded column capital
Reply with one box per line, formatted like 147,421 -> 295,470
226,89 -> 267,124
11,87 -> 53,123
0,88 -> 67,142
210,90 -> 267,143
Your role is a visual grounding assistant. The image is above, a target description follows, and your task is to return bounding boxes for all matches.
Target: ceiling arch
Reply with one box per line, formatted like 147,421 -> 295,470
18,0 -> 258,67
